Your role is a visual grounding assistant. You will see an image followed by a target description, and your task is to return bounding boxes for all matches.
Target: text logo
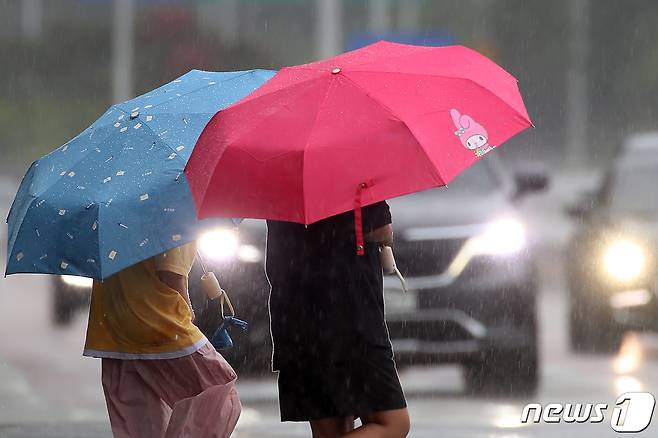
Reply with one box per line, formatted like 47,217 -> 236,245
520,392 -> 655,433
610,392 -> 656,433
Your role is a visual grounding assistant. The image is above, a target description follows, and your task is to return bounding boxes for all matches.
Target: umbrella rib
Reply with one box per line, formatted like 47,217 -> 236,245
132,70 -> 258,113
296,42 -> 430,71
299,78 -> 335,224
217,72 -> 327,114
338,74 -> 445,186
91,201 -> 103,279
30,125 -> 121,202
137,119 -> 189,166
343,70 -> 531,126
346,45 -> 518,81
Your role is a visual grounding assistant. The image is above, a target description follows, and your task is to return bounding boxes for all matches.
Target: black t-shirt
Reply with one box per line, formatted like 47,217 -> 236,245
266,201 -> 392,370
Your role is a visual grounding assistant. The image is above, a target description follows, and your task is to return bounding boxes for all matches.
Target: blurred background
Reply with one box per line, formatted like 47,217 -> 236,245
1,1 -> 658,437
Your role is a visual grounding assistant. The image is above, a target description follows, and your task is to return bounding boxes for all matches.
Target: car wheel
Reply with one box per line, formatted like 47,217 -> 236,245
464,346 -> 539,397
53,285 -> 76,326
569,302 -> 623,354
464,345 -> 539,397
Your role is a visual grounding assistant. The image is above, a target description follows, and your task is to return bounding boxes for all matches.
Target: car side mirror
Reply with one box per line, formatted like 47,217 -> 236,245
565,190 -> 598,219
513,169 -> 549,200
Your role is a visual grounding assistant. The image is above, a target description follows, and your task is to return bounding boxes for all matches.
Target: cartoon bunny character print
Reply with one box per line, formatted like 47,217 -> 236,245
450,109 -> 494,157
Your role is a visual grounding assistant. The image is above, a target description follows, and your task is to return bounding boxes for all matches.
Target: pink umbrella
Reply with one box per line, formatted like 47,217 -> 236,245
186,41 -> 532,254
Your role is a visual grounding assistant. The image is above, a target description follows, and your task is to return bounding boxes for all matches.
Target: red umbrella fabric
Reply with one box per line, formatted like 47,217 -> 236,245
186,41 -> 532,254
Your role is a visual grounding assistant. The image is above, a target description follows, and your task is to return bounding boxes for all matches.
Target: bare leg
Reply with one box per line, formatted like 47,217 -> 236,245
342,408 -> 410,438
310,416 -> 355,438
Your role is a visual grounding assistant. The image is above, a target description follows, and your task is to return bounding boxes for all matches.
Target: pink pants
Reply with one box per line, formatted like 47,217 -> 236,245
101,344 -> 241,438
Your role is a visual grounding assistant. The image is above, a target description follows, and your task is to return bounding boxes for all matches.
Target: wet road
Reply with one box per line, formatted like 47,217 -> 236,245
1,177 -> 657,437
1,255 -> 657,438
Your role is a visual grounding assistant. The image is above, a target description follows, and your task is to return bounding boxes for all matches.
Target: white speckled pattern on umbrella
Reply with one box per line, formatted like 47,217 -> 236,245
6,69 -> 276,279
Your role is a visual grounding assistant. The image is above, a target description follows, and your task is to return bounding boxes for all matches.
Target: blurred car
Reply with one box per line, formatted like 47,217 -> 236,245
51,156 -> 548,392
384,156 -> 548,395
52,274 -> 94,325
566,132 -> 658,353
51,221 -> 273,371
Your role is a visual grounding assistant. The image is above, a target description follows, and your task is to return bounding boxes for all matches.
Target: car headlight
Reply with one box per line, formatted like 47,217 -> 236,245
237,244 -> 262,263
199,228 -> 240,261
603,239 -> 645,282
469,217 -> 526,256
61,275 -> 93,288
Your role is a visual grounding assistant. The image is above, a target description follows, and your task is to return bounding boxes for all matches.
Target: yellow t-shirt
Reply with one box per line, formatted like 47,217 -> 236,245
83,242 -> 206,359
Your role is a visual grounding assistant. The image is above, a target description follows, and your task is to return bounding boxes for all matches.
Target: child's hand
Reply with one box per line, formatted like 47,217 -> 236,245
365,224 -> 393,245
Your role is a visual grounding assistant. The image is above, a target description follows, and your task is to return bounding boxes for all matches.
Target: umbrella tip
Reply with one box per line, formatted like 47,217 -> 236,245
331,67 -> 341,74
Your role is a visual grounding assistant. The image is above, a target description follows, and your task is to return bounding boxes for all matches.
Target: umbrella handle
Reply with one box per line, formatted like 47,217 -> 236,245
196,250 -> 235,318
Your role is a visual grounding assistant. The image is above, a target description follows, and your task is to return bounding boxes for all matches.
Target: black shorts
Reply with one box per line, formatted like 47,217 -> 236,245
276,345 -> 407,422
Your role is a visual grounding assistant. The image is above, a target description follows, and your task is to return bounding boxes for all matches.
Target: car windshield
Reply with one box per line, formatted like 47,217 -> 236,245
608,160 -> 658,216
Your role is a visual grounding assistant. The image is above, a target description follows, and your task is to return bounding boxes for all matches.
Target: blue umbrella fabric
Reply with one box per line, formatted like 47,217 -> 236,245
6,69 -> 275,280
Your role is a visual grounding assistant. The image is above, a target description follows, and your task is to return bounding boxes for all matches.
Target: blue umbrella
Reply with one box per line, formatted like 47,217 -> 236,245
6,69 -> 275,279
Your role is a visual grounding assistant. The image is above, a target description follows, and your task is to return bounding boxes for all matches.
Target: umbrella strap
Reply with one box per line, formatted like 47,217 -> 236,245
196,250 -> 209,275
354,182 -> 369,256
221,292 -> 236,319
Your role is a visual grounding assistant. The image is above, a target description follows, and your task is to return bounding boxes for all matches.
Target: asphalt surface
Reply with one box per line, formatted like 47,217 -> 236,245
1,173 -> 658,437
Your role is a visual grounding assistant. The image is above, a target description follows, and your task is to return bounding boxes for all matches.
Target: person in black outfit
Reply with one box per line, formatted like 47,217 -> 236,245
266,201 -> 410,438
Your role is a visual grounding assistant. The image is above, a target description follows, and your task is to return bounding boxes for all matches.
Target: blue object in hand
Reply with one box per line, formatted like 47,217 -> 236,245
210,316 -> 249,350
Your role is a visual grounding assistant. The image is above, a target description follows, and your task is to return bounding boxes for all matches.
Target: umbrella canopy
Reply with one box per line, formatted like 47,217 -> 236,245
185,42 -> 532,235
6,69 -> 276,279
